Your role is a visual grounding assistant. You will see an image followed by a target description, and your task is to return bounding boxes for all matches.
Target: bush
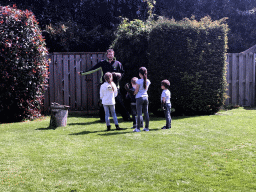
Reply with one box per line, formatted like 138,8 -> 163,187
0,5 -> 49,123
148,16 -> 228,116
112,16 -> 228,116
111,19 -> 151,91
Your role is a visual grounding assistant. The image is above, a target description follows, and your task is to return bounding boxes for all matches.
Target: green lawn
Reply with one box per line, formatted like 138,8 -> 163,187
0,107 -> 256,191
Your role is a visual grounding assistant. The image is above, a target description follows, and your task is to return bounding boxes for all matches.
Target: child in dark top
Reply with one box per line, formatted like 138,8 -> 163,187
125,77 -> 143,128
161,79 -> 171,129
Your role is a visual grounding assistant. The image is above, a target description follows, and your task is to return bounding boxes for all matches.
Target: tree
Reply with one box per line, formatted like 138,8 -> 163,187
0,0 -> 158,52
3,0 -> 256,53
154,0 -> 256,52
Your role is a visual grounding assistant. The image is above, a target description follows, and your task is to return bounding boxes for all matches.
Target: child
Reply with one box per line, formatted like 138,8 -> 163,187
100,72 -> 121,131
134,67 -> 151,132
125,77 -> 143,128
161,79 -> 171,129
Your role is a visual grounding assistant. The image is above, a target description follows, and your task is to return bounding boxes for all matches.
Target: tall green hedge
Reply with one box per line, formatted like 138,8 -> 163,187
111,16 -> 228,116
0,6 -> 49,122
148,17 -> 228,115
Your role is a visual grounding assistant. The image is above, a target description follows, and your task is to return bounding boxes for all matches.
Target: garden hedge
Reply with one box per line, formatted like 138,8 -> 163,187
148,17 -> 228,115
112,16 -> 228,116
0,5 -> 49,123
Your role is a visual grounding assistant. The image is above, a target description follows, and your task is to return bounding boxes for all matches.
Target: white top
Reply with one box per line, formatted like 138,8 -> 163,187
161,89 -> 171,103
135,79 -> 151,99
100,82 -> 118,105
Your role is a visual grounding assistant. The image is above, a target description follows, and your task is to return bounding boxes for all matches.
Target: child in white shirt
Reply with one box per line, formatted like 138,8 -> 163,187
161,79 -> 171,129
100,72 -> 120,131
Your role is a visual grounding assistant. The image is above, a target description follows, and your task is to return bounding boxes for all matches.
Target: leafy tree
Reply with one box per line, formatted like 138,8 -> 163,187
3,0 -> 256,53
155,0 -> 256,52
0,0 -> 155,52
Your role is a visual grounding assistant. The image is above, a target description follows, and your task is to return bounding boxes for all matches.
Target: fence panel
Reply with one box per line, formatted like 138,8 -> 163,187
44,52 -> 255,113
44,52 -> 106,113
225,53 -> 255,106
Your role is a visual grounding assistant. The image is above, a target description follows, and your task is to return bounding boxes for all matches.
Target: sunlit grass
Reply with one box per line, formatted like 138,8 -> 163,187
0,108 -> 256,191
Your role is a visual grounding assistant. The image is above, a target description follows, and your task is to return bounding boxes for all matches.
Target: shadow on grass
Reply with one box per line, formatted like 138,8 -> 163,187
68,119 -> 103,126
98,128 -> 161,136
69,128 -> 128,135
243,106 -> 256,110
69,130 -> 105,135
98,131 -> 130,136
35,126 -> 56,130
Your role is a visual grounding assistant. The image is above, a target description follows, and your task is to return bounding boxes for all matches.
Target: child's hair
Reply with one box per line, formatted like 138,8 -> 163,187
104,72 -> 114,91
139,67 -> 147,89
161,79 -> 170,89
131,77 -> 138,85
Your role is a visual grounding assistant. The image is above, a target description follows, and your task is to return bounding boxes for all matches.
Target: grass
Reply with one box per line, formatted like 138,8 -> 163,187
0,107 -> 256,191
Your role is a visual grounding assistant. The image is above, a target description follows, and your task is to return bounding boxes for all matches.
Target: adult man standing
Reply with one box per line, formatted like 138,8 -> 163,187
78,49 -> 131,121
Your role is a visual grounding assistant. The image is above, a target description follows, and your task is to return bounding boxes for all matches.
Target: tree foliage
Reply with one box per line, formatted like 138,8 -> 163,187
155,0 -> 256,52
1,0 -> 256,52
0,5 -> 49,122
0,0 -> 154,52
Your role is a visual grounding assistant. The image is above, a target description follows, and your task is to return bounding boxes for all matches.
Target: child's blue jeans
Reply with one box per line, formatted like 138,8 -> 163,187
165,103 -> 171,128
136,97 -> 149,129
131,103 -> 143,127
103,105 -> 118,126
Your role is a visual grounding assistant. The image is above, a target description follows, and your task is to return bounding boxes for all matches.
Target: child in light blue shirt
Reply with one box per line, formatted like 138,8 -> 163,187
134,67 -> 151,132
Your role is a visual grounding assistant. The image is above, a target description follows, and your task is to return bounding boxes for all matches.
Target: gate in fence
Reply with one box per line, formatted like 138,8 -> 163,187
43,52 -> 256,113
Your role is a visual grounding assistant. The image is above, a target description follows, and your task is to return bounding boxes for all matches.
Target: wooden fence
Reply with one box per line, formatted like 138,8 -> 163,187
43,52 -> 106,113
43,52 -> 256,113
225,53 -> 255,106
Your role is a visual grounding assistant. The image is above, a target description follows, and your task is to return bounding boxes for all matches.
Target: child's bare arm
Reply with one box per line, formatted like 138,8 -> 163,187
134,84 -> 140,95
161,97 -> 166,110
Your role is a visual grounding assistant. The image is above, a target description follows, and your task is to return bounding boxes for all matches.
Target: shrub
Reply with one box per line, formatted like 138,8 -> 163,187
111,19 -> 151,91
112,16 -> 228,116
0,5 -> 49,123
148,16 -> 228,115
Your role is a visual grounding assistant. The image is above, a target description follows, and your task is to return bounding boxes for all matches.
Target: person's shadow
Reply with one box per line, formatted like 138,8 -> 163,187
68,119 -> 103,126
69,130 -> 104,135
35,119 -> 103,131
97,128 -> 160,136
70,128 -> 129,136
35,126 -> 56,130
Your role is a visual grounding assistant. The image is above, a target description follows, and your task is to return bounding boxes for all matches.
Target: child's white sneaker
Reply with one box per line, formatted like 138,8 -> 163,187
143,128 -> 149,131
133,128 -> 140,132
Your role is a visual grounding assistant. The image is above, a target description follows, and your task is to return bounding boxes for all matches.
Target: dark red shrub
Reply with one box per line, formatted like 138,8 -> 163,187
0,5 -> 49,123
